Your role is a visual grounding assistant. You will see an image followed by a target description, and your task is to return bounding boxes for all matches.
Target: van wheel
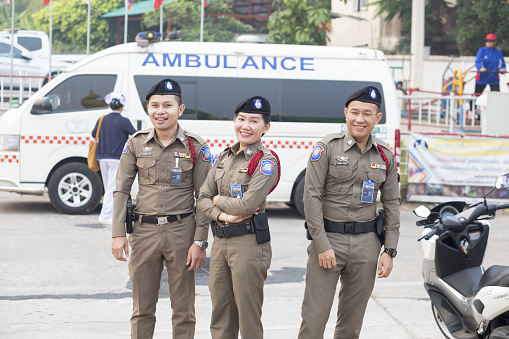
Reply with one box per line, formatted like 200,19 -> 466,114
292,177 -> 305,217
48,162 -> 102,214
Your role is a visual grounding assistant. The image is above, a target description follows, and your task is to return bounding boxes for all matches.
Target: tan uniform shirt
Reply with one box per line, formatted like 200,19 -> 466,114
198,140 -> 279,221
304,131 -> 400,254
112,124 -> 211,240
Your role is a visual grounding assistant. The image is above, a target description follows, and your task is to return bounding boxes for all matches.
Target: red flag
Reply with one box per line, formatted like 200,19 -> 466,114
204,0 -> 210,7
128,0 -> 134,10
43,0 -> 52,5
154,0 -> 163,9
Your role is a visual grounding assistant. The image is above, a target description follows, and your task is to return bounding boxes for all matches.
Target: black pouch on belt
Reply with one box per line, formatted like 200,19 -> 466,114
126,195 -> 136,234
304,222 -> 313,240
376,209 -> 385,247
254,212 -> 270,244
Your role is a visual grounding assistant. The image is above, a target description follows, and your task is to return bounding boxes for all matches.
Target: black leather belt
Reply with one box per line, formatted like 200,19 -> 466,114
138,212 -> 193,225
324,218 -> 377,234
211,221 -> 255,239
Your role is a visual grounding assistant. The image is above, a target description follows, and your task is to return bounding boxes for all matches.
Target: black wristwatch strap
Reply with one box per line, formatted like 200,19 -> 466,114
383,248 -> 397,258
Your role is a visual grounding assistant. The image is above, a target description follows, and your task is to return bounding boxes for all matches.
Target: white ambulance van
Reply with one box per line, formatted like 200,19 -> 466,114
0,36 -> 400,215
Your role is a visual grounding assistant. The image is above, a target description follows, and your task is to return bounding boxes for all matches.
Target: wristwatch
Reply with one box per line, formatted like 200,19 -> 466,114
193,240 -> 208,250
383,248 -> 397,258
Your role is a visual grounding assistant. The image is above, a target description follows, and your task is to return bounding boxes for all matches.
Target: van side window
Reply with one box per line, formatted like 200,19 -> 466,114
133,75 -> 385,124
40,74 -> 116,113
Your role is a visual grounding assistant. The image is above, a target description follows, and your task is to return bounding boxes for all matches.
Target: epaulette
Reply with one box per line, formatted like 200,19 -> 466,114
373,137 -> 394,155
319,132 -> 345,145
129,128 -> 151,140
183,130 -> 206,146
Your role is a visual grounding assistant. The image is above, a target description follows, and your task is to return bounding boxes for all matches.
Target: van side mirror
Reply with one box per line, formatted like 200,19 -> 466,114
31,97 -> 52,114
21,50 -> 32,60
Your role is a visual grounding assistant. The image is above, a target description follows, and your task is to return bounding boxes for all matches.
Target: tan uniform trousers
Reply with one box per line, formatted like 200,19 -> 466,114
209,233 -> 272,339
128,214 -> 196,339
298,232 -> 380,339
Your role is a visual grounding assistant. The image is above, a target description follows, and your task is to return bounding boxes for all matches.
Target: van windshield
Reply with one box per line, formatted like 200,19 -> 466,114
134,75 -> 386,124
39,74 -> 116,113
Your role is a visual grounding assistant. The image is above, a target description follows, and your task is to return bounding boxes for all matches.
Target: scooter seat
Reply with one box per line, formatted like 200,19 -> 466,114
478,265 -> 509,290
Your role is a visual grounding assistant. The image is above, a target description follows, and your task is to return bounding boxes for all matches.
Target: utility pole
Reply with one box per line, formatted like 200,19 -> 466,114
411,0 -> 425,90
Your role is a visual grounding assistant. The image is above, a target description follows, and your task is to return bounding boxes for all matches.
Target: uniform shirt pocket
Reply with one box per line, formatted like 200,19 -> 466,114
179,159 -> 194,188
367,170 -> 386,190
233,172 -> 251,195
327,166 -> 354,193
137,158 -> 156,184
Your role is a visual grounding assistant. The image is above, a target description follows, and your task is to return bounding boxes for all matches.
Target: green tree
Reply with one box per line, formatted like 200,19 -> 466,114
32,0 -> 123,52
0,0 -> 37,31
267,0 -> 334,45
451,0 -> 509,55
143,0 -> 252,42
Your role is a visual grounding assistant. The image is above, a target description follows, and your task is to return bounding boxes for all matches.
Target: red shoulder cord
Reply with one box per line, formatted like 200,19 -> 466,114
187,136 -> 196,165
248,150 -> 281,195
376,144 -> 389,176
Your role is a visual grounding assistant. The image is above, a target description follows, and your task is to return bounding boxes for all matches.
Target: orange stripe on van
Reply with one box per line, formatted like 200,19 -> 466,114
21,135 -> 93,145
0,154 -> 19,163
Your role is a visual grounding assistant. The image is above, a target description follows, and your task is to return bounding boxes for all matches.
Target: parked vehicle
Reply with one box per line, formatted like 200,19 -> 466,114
0,32 -> 401,214
414,174 -> 509,338
0,30 -> 69,90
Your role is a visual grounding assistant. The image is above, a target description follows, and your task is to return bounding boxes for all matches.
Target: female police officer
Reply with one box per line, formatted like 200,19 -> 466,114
197,96 -> 280,339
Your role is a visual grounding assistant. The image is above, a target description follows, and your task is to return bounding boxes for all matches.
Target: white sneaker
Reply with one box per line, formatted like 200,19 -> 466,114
98,218 -> 112,225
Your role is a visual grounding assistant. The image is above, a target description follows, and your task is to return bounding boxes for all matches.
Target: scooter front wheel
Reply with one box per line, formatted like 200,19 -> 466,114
489,326 -> 509,338
432,302 -> 455,339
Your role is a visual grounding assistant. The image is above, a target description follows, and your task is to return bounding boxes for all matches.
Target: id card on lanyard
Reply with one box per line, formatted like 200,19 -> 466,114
361,180 -> 375,203
171,157 -> 182,186
230,183 -> 242,198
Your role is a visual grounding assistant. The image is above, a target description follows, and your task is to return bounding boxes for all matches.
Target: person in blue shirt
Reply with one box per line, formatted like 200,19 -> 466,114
475,33 -> 506,95
91,92 -> 136,225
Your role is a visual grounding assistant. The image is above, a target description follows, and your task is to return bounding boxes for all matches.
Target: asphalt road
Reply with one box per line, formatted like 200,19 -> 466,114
1,191 -> 509,339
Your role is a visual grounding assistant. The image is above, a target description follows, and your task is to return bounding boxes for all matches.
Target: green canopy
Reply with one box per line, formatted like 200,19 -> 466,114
102,0 -> 177,18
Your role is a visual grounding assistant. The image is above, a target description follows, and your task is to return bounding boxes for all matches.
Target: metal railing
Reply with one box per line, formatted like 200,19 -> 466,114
398,90 -> 481,133
0,75 -> 46,112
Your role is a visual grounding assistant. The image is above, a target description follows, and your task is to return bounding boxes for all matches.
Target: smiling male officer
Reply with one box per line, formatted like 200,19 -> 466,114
298,86 -> 400,339
111,78 -> 211,338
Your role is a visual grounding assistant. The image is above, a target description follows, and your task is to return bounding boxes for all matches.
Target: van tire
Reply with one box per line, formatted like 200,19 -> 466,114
48,162 -> 102,214
293,177 -> 305,217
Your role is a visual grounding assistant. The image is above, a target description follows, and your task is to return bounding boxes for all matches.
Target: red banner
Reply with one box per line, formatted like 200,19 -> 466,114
43,0 -> 52,5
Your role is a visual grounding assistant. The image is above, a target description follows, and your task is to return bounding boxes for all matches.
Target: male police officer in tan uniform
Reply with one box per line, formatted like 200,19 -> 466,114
111,78 -> 211,339
197,96 -> 279,339
298,86 -> 400,339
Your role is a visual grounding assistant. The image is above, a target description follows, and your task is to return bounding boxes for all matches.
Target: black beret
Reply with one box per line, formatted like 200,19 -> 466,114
145,78 -> 182,101
234,96 -> 271,116
345,86 -> 382,108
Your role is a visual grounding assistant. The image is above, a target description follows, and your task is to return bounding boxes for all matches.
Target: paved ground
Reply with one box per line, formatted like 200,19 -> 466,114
1,191 -> 509,339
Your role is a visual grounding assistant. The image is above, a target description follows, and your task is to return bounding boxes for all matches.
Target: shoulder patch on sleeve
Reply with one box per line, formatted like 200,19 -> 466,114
310,144 -> 325,161
260,159 -> 275,175
201,145 -> 212,162
122,140 -> 130,154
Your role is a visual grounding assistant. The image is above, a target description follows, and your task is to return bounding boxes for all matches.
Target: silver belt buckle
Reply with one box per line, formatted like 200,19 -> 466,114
157,217 -> 168,225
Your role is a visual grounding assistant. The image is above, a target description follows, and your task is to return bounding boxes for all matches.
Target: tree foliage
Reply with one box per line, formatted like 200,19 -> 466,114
32,0 -> 123,52
451,0 -> 509,55
143,0 -> 252,42
267,0 -> 334,45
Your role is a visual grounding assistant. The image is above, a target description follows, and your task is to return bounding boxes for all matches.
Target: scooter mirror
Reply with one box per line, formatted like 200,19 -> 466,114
495,173 -> 509,189
413,205 -> 431,218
